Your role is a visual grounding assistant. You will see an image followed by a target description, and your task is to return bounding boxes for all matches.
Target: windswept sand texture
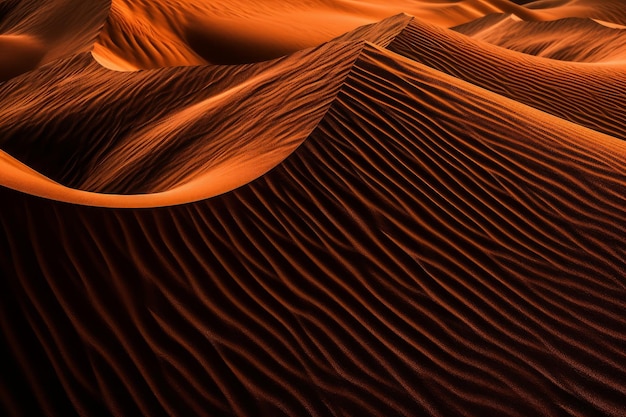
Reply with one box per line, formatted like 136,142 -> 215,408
454,14 -> 626,62
0,0 -> 110,80
1,1 -> 626,416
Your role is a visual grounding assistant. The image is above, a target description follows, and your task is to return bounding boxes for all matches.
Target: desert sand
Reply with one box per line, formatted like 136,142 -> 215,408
1,0 -> 625,416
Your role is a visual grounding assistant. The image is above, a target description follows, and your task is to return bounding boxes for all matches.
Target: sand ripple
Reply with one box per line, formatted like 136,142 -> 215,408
1,2 -> 626,416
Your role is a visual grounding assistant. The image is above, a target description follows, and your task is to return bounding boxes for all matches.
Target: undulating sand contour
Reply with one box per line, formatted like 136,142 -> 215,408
1,1 -> 625,416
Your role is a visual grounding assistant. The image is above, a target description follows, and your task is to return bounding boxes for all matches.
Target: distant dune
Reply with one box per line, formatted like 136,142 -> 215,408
454,14 -> 626,62
1,1 -> 625,416
387,18 -> 626,141
0,0 -> 109,79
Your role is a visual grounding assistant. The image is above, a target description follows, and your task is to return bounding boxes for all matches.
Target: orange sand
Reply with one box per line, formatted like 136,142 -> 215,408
1,1 -> 625,416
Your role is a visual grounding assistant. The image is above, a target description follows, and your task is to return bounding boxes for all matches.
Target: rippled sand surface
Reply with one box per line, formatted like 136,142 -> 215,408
1,1 -> 625,416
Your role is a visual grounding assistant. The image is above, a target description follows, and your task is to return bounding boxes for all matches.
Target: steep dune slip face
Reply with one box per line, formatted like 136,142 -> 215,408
2,1 -> 626,417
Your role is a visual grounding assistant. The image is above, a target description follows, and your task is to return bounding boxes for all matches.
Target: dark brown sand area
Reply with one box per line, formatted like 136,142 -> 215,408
1,1 -> 625,416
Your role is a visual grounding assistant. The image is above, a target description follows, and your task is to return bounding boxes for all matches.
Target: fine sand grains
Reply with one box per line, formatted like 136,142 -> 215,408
1,1 -> 626,416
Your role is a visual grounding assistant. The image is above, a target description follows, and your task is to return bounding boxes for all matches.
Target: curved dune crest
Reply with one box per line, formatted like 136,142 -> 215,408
92,0 -> 549,70
0,148 -> 340,208
2,2 -> 626,417
1,40 -> 626,416
0,150 -> 306,208
0,38 -> 366,197
2,34 -> 624,208
386,18 -> 626,141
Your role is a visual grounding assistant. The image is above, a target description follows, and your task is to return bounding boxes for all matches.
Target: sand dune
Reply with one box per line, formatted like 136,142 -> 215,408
454,13 -> 626,62
1,1 -> 626,416
0,0 -> 109,79
93,0 -> 559,70
0,39 -> 362,197
523,0 -> 626,25
2,39 -> 626,416
386,18 -> 626,141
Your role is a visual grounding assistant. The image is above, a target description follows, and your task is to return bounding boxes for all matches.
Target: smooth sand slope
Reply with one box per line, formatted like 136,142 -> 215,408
1,1 -> 626,416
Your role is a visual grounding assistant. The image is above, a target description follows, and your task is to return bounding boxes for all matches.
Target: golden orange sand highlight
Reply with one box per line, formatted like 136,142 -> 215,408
2,2 -> 626,417
0,149 -> 294,207
2,33 -> 625,208
91,0 -> 557,70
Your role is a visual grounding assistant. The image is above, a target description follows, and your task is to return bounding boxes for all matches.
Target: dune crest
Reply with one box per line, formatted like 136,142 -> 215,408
387,18 -> 626,141
455,13 -> 626,62
3,30 -> 625,207
0,0 -> 110,79
0,40 -> 362,199
2,2 -> 626,417
92,0 -> 553,70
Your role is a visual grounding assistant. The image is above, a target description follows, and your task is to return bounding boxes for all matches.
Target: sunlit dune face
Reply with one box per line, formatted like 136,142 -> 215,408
1,1 -> 626,417
2,0 -> 626,204
593,19 -> 626,29
0,34 -> 363,205
92,0 -> 557,70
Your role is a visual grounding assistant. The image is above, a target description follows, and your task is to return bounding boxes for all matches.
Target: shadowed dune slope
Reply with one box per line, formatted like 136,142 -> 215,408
93,0 -> 381,69
0,0 -> 110,80
387,18 -> 626,140
0,34 -> 44,81
1,42 -> 625,416
454,14 -> 626,62
92,0 -> 550,70
0,39 -> 365,197
5,12 -> 626,201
